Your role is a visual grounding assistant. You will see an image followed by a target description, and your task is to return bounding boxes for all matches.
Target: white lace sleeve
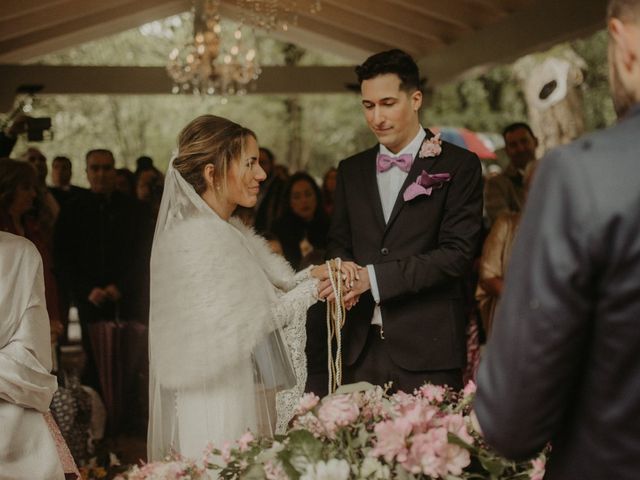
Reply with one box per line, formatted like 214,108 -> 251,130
273,278 -> 318,434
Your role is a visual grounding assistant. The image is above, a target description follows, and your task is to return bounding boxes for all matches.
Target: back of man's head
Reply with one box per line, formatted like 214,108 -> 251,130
356,49 -> 421,92
608,0 -> 640,21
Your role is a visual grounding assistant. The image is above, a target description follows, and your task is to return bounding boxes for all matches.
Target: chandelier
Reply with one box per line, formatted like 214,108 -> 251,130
167,0 -> 260,96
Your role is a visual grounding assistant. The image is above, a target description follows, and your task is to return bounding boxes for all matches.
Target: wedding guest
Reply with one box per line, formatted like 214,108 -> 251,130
54,149 -> 145,393
50,155 -> 86,207
475,161 -> 536,337
0,158 -> 65,346
148,115 -> 343,460
21,147 -> 60,240
484,123 -> 538,227
0,231 -> 64,478
272,172 -> 329,271
475,1 -> 640,477
326,49 -> 483,392
321,167 -> 338,217
114,167 -> 136,197
254,147 -> 286,233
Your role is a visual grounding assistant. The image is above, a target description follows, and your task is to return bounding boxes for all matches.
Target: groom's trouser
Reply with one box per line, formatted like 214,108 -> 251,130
342,325 -> 463,393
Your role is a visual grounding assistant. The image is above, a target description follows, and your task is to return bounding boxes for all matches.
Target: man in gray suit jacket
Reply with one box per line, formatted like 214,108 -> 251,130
474,1 -> 640,478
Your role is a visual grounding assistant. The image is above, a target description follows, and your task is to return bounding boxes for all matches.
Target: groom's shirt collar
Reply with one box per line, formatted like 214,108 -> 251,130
379,127 -> 427,160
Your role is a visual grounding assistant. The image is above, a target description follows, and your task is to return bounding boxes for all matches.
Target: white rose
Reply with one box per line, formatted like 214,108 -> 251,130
301,459 -> 351,480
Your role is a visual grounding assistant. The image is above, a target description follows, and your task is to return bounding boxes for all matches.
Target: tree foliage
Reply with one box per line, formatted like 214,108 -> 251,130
7,15 -> 614,185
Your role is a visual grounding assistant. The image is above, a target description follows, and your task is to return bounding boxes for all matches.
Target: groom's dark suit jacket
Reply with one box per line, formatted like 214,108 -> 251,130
326,129 -> 483,371
475,106 -> 640,479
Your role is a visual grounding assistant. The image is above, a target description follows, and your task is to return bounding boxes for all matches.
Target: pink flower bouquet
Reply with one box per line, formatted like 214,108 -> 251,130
117,382 -> 547,479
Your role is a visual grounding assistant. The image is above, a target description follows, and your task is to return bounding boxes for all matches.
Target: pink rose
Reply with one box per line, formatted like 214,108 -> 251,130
370,418 -> 412,462
296,392 -> 320,415
317,394 -> 360,436
463,380 -> 477,399
530,457 -> 546,480
419,133 -> 442,158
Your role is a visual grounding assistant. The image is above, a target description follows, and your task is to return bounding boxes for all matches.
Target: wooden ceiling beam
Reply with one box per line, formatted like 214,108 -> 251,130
321,0 -> 467,43
291,2 -> 443,55
0,0 -> 138,42
3,0 -> 71,21
418,0 -> 607,85
0,0 -> 189,62
384,0 -> 498,30
0,63 -> 359,110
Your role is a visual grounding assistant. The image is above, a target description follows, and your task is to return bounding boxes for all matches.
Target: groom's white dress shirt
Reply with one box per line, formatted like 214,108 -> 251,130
367,127 -> 426,327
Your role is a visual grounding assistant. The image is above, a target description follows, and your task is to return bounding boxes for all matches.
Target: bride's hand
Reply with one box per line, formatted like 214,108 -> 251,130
317,278 -> 333,299
310,264 -> 329,280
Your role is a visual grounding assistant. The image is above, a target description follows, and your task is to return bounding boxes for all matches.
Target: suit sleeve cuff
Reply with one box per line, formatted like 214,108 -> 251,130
367,264 -> 380,304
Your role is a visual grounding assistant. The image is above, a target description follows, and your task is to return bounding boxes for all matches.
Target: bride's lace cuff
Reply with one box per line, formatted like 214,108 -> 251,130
293,265 -> 314,285
272,278 -> 318,328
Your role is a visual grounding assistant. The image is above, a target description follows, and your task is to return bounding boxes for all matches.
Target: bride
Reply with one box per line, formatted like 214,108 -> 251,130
148,115 -> 356,461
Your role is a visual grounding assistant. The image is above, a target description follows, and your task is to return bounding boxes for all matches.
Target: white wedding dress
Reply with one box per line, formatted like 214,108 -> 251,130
148,161 -> 318,462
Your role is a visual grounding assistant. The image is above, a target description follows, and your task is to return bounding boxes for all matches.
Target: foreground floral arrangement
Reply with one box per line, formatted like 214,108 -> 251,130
117,381 -> 546,479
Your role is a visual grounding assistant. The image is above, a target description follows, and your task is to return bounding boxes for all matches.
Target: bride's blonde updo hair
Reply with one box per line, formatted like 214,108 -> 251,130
174,115 -> 256,194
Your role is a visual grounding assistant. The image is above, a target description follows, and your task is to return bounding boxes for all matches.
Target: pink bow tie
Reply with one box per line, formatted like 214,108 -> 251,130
376,153 -> 414,173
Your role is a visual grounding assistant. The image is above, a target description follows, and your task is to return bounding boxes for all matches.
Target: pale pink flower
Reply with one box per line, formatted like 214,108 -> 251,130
237,431 -> 254,452
419,384 -> 446,404
264,460 -> 288,480
220,441 -> 232,464
317,394 -> 360,436
293,412 -> 326,438
370,418 -> 412,462
419,133 -> 442,158
530,457 -> 546,480
296,393 -> 321,415
403,429 -> 448,477
463,380 -> 477,399
438,413 -> 474,445
401,400 -> 438,433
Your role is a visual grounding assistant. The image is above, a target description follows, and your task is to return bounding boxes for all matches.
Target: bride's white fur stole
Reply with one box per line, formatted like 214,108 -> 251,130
149,215 -> 297,389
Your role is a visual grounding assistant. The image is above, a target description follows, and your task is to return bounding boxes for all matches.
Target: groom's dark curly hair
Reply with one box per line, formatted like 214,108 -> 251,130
355,49 -> 421,92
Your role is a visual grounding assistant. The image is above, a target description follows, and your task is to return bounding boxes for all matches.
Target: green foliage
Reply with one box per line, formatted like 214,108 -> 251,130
570,30 -> 617,130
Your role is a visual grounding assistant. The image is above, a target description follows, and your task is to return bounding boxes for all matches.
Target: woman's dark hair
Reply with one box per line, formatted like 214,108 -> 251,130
355,49 -> 421,92
282,172 -> 324,221
0,158 -> 37,210
274,172 -> 329,269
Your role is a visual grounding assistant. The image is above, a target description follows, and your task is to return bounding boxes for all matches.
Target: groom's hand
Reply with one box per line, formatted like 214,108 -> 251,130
343,268 -> 370,306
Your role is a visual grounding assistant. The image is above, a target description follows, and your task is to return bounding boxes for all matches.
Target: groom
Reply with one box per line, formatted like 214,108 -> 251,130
327,49 -> 483,392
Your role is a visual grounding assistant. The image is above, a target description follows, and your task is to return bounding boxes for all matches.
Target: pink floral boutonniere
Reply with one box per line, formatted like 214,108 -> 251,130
419,132 -> 442,158
404,133 -> 448,201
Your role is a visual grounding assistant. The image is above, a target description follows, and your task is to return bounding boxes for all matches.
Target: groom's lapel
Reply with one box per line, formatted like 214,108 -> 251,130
361,147 -> 386,231
384,129 -> 440,234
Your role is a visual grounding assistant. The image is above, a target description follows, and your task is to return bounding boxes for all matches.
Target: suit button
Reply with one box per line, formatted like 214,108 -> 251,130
381,247 -> 389,255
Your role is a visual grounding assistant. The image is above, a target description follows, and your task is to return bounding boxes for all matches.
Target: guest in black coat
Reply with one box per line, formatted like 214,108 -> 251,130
272,172 -> 329,271
54,149 -> 147,392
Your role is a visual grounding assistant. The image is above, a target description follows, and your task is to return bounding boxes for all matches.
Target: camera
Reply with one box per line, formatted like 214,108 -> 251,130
25,117 -> 52,141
